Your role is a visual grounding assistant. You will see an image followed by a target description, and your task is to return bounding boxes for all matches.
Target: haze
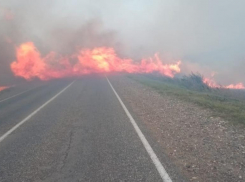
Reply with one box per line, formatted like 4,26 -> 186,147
1,0 -> 245,85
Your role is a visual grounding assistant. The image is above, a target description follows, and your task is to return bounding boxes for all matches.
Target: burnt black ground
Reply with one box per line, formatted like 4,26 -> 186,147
0,76 -> 176,182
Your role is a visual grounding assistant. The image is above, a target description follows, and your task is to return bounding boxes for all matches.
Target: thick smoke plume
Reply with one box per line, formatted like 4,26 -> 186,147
1,0 -> 245,89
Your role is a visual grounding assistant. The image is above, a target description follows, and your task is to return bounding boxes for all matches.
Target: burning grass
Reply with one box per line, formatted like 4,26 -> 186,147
128,74 -> 245,125
11,42 -> 181,80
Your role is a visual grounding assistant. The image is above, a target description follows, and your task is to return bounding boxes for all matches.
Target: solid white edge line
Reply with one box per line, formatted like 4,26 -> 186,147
0,86 -> 39,103
106,77 -> 172,182
0,80 -> 75,144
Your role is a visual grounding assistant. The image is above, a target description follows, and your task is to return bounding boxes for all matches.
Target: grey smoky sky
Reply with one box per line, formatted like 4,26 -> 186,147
0,0 -> 245,85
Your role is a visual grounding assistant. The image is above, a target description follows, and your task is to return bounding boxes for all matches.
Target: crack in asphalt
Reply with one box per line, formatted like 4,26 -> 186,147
59,129 -> 74,172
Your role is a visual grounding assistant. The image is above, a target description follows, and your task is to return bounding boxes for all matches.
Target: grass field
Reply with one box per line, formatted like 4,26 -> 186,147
128,74 -> 245,125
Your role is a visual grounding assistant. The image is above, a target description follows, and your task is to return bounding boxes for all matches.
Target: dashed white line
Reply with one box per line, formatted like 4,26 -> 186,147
106,77 -> 173,182
0,81 -> 75,144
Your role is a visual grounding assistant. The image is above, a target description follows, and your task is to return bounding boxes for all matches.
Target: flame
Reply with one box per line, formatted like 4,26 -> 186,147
203,77 -> 245,90
226,83 -> 245,89
203,78 -> 221,88
11,42 -> 181,80
11,42 -> 46,80
9,42 -> 245,90
0,86 -> 9,92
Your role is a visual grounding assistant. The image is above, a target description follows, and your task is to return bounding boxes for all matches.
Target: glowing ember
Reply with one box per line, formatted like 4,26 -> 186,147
11,42 -> 181,80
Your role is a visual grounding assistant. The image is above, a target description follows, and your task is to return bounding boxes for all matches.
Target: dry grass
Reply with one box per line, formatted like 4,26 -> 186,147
128,74 -> 245,125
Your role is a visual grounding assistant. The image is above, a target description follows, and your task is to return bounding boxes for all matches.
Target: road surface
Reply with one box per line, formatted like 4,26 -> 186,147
0,76 -> 179,182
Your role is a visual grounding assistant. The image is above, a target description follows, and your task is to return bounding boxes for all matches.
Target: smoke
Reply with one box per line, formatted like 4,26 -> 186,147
1,0 -> 245,85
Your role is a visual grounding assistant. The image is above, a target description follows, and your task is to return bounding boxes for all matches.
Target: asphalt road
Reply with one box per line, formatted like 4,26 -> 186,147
0,76 -> 173,182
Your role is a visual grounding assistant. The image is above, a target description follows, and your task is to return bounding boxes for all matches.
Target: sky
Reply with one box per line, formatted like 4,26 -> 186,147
0,0 -> 245,85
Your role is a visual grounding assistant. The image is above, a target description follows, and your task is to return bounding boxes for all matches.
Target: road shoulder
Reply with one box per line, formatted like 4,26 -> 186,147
110,75 -> 245,182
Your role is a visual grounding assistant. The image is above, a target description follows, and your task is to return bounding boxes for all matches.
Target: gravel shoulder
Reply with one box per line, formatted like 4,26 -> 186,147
110,75 -> 245,182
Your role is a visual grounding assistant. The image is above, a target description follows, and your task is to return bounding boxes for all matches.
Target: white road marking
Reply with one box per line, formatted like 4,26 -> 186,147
0,81 -> 75,144
106,77 -> 173,182
0,86 -> 39,103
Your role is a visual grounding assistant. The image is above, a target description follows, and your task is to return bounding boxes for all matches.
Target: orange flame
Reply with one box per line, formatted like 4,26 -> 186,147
0,86 -> 9,92
226,83 -> 245,89
11,42 -> 46,80
11,42 -> 181,80
203,78 -> 221,88
9,42 -> 245,90
203,77 -> 245,90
